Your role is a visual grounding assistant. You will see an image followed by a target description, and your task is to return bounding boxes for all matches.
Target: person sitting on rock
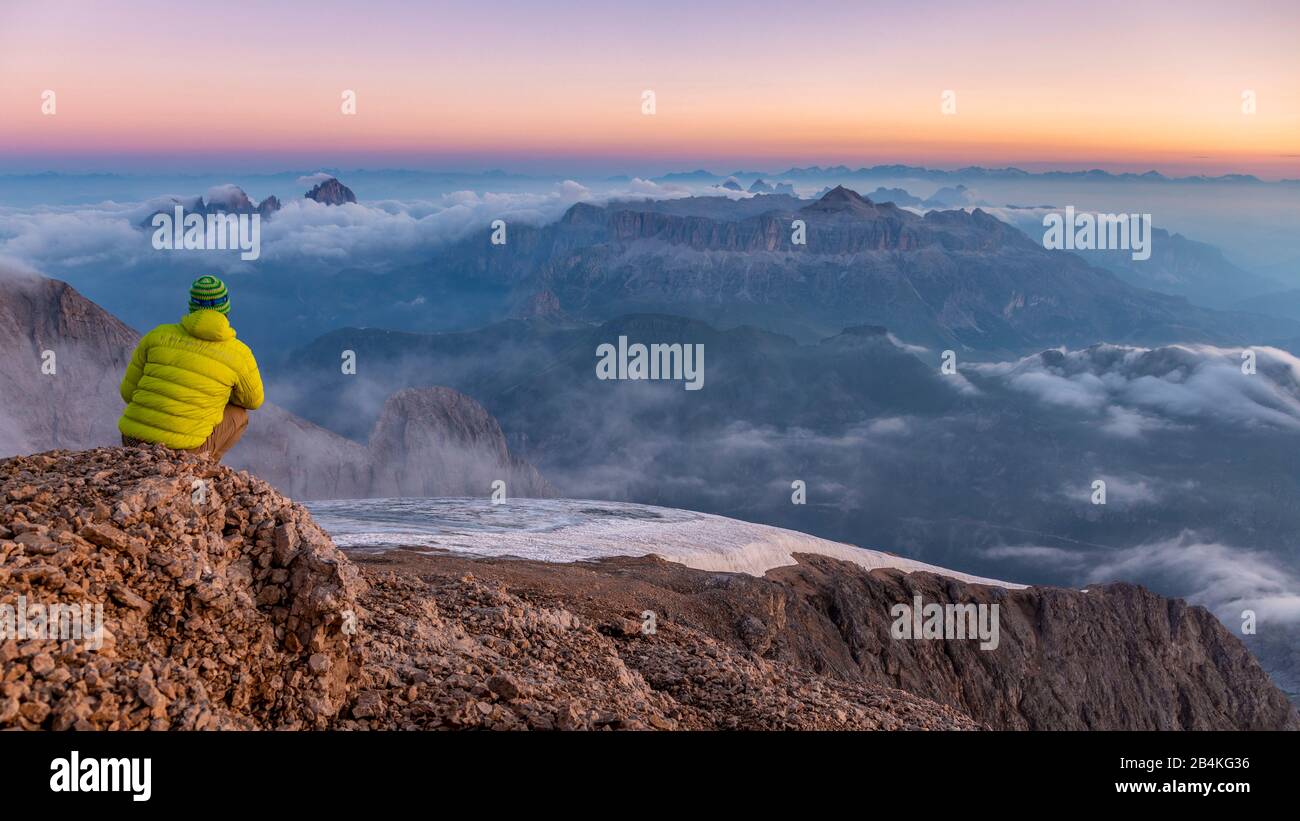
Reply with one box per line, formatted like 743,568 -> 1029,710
118,275 -> 263,462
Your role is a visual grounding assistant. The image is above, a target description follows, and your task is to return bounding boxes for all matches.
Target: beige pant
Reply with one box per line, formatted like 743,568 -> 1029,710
123,403 -> 249,463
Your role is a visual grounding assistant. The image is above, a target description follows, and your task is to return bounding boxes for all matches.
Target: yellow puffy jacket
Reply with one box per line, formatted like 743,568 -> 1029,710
118,309 -> 264,449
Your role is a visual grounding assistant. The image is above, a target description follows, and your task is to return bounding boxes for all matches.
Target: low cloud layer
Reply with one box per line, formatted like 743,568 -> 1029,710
0,178 -> 693,278
972,343 -> 1300,433
1089,534 -> 1300,624
984,532 -> 1300,626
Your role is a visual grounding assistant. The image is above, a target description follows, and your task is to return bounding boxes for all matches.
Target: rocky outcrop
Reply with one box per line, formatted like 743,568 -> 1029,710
0,447 -> 365,729
256,195 -> 282,218
304,178 -> 357,205
769,555 -> 1299,730
5,447 -> 1293,731
346,558 -> 977,730
221,385 -> 549,501
0,273 -> 551,501
395,552 -> 1300,731
365,388 -> 551,498
205,185 -> 256,212
0,448 -> 974,731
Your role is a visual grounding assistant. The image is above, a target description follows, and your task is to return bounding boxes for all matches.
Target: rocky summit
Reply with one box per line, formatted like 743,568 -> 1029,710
2,447 -> 1296,731
304,177 -> 357,206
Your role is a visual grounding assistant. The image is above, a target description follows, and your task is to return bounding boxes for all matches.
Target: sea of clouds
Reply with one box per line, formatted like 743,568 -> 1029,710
970,343 -> 1300,433
0,176 -> 694,277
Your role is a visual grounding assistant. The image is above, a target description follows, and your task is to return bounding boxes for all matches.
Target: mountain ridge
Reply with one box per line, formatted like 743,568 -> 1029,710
422,186 -> 1298,353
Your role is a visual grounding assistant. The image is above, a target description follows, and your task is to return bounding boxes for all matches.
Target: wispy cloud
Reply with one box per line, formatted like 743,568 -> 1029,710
972,344 -> 1300,433
985,532 -> 1300,626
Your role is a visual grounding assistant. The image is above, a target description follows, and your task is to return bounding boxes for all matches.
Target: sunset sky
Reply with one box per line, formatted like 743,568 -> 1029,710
1,0 -> 1297,177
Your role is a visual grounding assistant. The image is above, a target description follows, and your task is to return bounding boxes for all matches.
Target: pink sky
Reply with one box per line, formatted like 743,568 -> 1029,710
1,0 -> 1297,176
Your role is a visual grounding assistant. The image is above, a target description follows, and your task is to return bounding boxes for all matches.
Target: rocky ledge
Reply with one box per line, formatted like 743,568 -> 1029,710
2,447 -> 1295,731
0,447 -> 973,730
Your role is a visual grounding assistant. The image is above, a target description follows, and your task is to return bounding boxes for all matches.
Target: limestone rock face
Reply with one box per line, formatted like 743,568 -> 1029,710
367,387 -> 551,498
765,555 -> 1300,730
495,552 -> 1296,731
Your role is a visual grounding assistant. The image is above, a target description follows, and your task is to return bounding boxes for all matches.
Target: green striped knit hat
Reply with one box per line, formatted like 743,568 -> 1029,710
188,275 -> 230,315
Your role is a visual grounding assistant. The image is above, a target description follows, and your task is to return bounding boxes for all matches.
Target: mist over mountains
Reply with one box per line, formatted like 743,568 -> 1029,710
281,314 -> 1300,561
278,311 -> 1300,696
2,169 -> 1296,353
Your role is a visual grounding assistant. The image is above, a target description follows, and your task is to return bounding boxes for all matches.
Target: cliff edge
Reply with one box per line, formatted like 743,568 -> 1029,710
3,447 -> 1295,731
0,447 -> 971,730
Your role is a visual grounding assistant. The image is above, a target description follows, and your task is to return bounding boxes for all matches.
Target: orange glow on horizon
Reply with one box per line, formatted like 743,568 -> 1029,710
1,0 -> 1297,177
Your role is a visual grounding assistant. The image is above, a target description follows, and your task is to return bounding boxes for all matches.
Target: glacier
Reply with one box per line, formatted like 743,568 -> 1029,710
305,497 -> 1024,588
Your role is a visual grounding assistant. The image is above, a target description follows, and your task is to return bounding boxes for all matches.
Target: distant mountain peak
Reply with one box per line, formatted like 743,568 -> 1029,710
137,184 -> 279,228
257,195 -> 282,217
305,177 -> 357,205
821,185 -> 873,205
864,186 -> 922,207
801,185 -> 877,215
821,185 -> 868,203
205,184 -> 254,212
